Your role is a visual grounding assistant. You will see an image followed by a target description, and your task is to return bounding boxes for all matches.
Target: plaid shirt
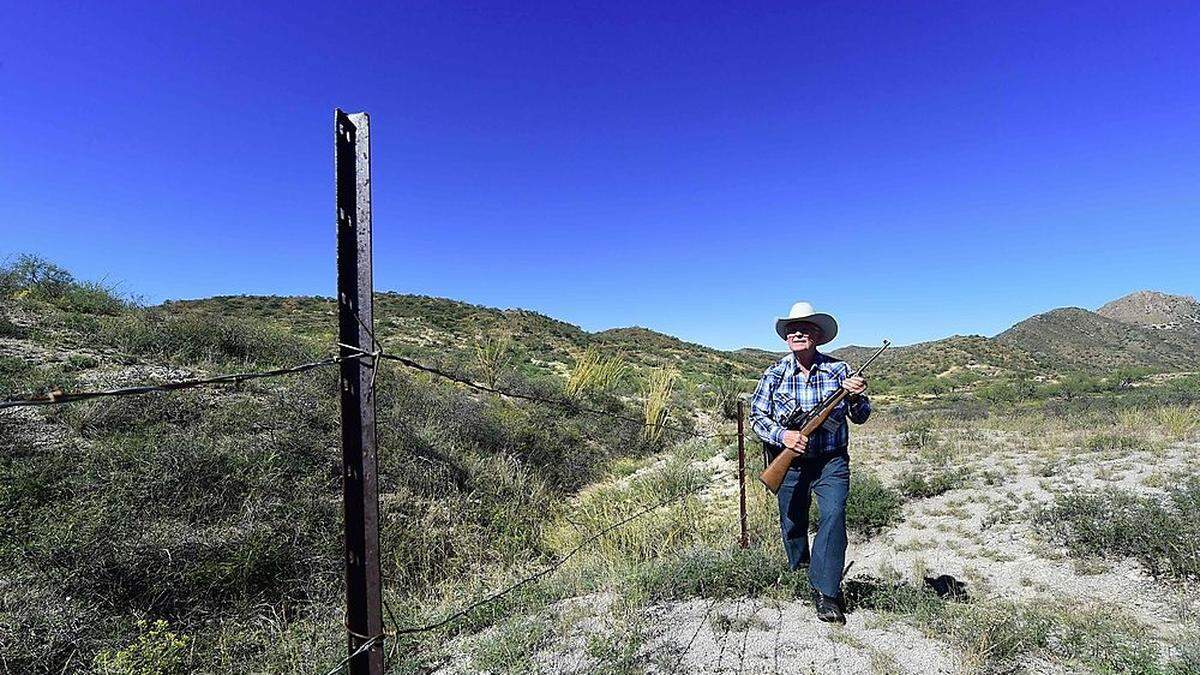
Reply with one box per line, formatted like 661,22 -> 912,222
749,351 -> 871,456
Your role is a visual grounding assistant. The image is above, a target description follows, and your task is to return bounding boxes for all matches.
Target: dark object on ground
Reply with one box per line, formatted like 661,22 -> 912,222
840,573 -> 970,614
813,589 -> 846,623
924,574 -> 969,600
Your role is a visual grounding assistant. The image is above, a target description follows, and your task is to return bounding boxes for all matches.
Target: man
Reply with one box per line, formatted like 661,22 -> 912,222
749,302 -> 870,623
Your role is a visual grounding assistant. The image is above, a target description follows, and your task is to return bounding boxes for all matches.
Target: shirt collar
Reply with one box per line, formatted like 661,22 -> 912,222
787,350 -> 827,373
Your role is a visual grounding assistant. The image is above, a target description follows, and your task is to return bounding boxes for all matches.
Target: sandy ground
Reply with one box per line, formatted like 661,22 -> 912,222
435,419 -> 1199,674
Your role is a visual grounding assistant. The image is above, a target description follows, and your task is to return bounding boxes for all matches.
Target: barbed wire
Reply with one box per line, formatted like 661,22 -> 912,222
5,315 -> 747,672
364,350 -> 738,441
320,631 -> 387,675
2,346 -> 741,444
389,490 -> 692,637
0,356 -> 353,410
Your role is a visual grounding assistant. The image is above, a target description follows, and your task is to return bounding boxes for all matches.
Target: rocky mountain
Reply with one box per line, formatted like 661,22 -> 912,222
1097,290 -> 1200,334
995,304 -> 1200,374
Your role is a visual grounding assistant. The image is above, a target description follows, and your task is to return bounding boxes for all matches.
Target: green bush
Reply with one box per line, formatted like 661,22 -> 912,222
845,472 -> 904,536
93,619 -> 190,675
467,614 -> 552,673
1084,432 -> 1149,454
896,467 -> 969,499
0,361 -> 79,401
0,316 -> 29,338
0,356 -> 33,391
1,254 -> 129,315
898,419 -> 936,450
810,471 -> 903,537
1037,480 -> 1200,580
634,546 -> 800,601
95,311 -> 319,367
850,576 -> 1167,672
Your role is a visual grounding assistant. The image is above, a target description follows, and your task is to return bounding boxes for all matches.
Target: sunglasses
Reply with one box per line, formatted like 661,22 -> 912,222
785,325 -> 820,337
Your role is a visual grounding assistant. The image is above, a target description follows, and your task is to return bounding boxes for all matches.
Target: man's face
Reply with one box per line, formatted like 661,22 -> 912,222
784,322 -> 822,353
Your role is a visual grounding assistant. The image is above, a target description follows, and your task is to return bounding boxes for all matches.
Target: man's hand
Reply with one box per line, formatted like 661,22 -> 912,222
782,430 -> 807,454
842,375 -> 867,396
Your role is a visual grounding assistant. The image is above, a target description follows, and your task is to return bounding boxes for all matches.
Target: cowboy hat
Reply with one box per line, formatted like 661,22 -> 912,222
775,302 -> 838,344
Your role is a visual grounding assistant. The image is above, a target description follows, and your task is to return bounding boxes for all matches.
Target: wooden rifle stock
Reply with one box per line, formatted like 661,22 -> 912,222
759,390 -> 848,493
757,340 -> 891,494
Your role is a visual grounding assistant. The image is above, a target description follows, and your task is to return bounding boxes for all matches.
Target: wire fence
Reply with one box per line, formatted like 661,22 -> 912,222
1,316 -> 747,672
2,341 -> 739,441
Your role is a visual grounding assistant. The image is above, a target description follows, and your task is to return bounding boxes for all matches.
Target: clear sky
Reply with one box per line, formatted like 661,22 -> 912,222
3,2 -> 1198,351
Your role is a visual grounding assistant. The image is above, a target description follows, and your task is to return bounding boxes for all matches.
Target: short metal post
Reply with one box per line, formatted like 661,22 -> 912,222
737,398 -> 748,549
335,108 -> 384,675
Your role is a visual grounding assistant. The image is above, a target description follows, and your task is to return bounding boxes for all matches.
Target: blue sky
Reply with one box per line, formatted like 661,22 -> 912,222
3,1 -> 1197,351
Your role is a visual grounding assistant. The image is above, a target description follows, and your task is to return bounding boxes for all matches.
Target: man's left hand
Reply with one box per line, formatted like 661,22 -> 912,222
842,375 -> 867,395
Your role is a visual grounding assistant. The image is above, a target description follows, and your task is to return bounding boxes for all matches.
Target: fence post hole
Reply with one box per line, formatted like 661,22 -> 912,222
737,397 -> 748,549
335,108 -> 384,675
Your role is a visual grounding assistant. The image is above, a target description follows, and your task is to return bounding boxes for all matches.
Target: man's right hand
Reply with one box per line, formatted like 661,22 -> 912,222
782,430 -> 807,454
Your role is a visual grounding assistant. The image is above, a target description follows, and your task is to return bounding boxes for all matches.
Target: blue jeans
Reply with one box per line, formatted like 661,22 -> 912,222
775,451 -> 850,598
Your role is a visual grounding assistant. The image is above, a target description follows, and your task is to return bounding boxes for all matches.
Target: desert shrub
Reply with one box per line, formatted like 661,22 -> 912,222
545,455 -> 708,576
977,381 -> 1020,404
467,614 -> 553,673
810,471 -> 903,537
708,366 -> 745,421
1037,480 -> 1200,580
1,254 -> 129,315
1154,405 -> 1200,441
0,355 -> 33,391
93,619 -> 191,675
634,546 -> 800,601
1084,431 -> 1149,454
50,390 -> 210,438
0,362 -> 79,400
1041,373 -> 1107,399
0,315 -> 29,338
96,311 -> 318,367
63,353 -> 100,371
898,419 -> 936,450
851,576 -> 1165,672
942,600 -> 1160,672
896,467 -> 970,499
845,472 -> 904,536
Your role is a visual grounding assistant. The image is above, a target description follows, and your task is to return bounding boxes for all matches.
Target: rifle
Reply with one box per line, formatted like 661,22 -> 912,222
759,341 -> 890,494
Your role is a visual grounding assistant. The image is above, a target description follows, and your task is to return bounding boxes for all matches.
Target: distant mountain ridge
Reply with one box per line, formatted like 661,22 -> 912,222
831,291 -> 1200,382
166,290 -> 1199,393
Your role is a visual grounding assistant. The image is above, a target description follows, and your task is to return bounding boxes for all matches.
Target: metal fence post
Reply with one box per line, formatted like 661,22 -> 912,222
335,108 -> 384,675
737,397 -> 748,549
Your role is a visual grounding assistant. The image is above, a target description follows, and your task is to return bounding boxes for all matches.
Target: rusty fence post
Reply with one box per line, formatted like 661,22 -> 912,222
335,109 -> 384,675
737,397 -> 748,549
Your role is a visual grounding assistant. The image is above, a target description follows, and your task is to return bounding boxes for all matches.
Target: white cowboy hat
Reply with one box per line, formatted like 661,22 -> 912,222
775,302 -> 838,344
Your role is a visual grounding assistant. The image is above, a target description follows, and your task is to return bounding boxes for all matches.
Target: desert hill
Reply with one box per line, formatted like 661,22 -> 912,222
163,289 -> 1199,398
4,258 -> 1200,673
995,303 -> 1200,374
1097,290 -> 1200,334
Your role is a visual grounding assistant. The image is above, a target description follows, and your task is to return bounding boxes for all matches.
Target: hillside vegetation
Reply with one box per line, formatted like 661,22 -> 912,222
3,255 -> 1199,673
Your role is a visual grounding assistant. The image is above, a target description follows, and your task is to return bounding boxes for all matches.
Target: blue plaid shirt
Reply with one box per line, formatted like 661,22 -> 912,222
749,351 -> 871,456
